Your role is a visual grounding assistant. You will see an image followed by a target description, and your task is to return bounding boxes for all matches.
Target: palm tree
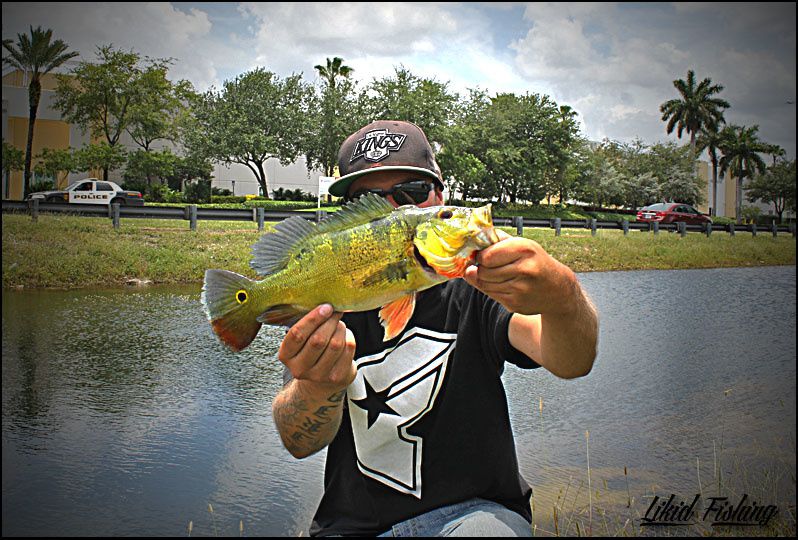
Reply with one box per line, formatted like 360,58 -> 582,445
718,124 -> 769,224
765,143 -> 785,166
696,124 -> 725,216
659,69 -> 730,158
314,57 -> 354,176
2,26 -> 79,197
314,57 -> 354,91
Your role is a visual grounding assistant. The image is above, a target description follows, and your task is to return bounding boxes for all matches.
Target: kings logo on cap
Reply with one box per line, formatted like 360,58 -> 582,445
350,129 -> 407,163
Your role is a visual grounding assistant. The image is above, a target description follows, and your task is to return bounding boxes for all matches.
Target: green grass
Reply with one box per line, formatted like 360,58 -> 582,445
514,227 -> 796,273
2,213 -> 795,289
3,214 -> 263,289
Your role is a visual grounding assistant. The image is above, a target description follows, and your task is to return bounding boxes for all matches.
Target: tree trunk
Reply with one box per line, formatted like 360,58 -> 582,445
711,157 -> 718,217
24,79 -> 42,197
735,172 -> 743,225
255,160 -> 270,199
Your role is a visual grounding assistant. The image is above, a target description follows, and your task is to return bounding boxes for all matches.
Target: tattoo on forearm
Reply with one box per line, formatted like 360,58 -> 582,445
274,388 -> 347,455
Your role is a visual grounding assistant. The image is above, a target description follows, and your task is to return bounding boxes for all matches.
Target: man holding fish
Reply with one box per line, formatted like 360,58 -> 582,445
204,120 -> 598,536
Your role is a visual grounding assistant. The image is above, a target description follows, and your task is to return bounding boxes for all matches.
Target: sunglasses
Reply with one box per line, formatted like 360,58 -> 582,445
347,179 -> 435,205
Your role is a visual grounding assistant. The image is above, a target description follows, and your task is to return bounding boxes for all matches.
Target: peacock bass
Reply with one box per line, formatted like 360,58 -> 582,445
201,193 -> 499,351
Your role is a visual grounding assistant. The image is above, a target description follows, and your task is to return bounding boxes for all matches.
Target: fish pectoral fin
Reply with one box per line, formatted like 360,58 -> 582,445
378,293 -> 416,342
257,305 -> 306,327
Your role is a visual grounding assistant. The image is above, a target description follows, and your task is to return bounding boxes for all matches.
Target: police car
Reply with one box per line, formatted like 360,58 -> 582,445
26,179 -> 144,206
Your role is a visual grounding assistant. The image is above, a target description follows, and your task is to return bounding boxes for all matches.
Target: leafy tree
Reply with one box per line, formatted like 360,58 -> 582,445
436,149 -> 487,203
123,148 -> 178,187
436,88 -> 491,201
365,67 -> 458,145
563,138 -> 596,206
745,159 -> 796,223
165,155 -> 213,193
2,141 -> 25,198
574,139 -> 701,209
54,45 -> 150,180
183,178 -> 211,204
481,93 -> 562,203
32,147 -> 75,188
583,161 -> 625,208
573,140 -> 626,208
645,141 -> 695,179
2,26 -> 79,196
623,172 -> 661,210
72,143 -> 128,177
185,68 -> 314,198
549,105 -> 581,203
659,167 -> 705,205
718,124 -> 769,223
127,62 -> 195,151
659,69 -> 730,158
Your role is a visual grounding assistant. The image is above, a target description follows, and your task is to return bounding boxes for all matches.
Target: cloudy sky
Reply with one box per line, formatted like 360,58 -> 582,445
3,2 -> 796,160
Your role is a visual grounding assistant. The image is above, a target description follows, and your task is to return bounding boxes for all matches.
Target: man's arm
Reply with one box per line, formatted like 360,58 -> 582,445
463,231 -> 598,379
272,379 -> 348,458
271,304 -> 357,458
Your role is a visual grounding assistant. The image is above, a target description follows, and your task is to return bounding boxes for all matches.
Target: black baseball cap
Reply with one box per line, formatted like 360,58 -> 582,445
329,120 -> 444,197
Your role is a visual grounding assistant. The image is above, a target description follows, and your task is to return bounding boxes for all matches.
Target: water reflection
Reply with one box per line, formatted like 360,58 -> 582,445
2,267 -> 795,536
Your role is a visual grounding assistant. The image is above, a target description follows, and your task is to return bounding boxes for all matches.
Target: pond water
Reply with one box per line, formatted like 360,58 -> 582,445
2,266 -> 795,536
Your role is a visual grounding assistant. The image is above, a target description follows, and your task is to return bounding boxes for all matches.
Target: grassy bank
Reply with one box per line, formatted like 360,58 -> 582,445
2,213 -> 795,289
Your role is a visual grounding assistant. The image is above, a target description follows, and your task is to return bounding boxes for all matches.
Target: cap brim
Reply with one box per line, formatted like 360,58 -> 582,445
328,166 -> 442,197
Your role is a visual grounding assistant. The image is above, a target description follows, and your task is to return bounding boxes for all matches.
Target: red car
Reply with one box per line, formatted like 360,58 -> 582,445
636,203 -> 712,225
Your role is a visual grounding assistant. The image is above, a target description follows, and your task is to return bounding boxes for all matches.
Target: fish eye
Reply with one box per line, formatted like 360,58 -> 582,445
438,209 -> 453,219
236,290 -> 248,304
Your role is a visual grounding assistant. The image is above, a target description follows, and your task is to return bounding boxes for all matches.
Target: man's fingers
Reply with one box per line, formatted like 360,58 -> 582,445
471,264 -> 518,285
279,304 -> 339,362
304,322 -> 357,388
476,237 -> 536,268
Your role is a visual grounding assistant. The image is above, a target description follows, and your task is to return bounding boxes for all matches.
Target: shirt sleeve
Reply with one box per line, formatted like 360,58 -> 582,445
454,280 -> 540,372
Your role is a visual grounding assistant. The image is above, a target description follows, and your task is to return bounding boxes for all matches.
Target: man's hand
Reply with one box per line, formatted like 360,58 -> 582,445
463,230 -> 580,317
272,304 -> 357,458
463,230 -> 598,379
278,304 -> 357,395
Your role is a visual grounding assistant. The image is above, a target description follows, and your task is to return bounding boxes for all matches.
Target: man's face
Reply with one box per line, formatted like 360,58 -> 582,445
346,170 -> 443,208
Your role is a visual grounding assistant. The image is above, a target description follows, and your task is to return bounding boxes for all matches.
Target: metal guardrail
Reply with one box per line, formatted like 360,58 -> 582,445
3,200 -> 796,238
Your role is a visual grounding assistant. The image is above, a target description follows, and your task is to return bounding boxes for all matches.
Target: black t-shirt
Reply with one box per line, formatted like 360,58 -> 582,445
308,278 -> 541,536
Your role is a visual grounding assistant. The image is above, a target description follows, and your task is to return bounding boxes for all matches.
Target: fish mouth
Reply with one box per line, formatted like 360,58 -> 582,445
413,244 -> 436,274
470,204 -> 499,248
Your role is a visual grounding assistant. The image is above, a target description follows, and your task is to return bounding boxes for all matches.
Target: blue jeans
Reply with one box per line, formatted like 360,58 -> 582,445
376,498 -> 532,537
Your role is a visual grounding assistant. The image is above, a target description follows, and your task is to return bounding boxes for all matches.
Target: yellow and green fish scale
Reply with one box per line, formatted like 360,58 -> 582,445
252,213 -> 440,314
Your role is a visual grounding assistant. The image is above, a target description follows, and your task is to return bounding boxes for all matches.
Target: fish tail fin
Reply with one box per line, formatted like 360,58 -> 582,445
201,269 -> 263,351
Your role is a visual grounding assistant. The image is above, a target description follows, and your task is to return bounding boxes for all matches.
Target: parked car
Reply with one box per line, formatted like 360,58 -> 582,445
636,202 -> 712,225
26,179 -> 144,206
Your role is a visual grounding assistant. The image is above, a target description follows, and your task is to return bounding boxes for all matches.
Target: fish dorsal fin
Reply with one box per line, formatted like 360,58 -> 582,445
249,194 -> 394,277
316,192 -> 395,234
250,216 -> 316,276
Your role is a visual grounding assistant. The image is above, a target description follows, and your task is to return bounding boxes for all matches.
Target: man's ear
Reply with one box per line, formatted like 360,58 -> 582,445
433,188 -> 444,205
